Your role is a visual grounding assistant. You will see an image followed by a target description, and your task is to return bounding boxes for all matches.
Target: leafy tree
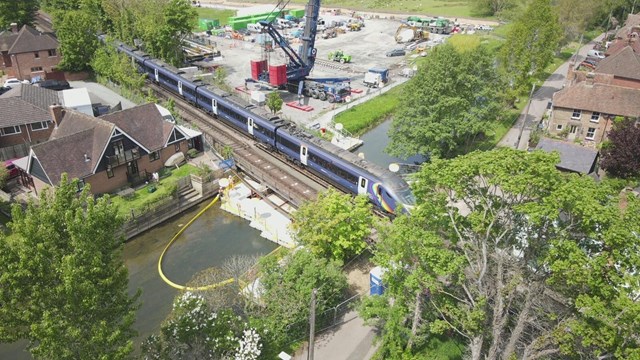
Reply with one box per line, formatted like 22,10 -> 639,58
500,0 -> 562,92
0,0 -> 38,29
142,292 -> 262,359
0,175 -> 139,359
556,0 -> 602,41
291,188 -> 374,262
364,148 -> 640,359
600,118 -> 640,178
250,249 -> 348,356
388,44 -> 506,159
266,91 -> 283,114
53,9 -> 99,71
0,166 -> 9,189
471,0 -> 519,17
91,41 -> 145,90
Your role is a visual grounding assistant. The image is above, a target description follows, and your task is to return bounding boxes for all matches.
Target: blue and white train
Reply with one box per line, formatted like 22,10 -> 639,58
113,39 -> 415,214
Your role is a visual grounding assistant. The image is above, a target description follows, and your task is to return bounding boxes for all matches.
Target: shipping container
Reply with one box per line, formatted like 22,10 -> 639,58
251,59 -> 268,80
269,64 -> 287,86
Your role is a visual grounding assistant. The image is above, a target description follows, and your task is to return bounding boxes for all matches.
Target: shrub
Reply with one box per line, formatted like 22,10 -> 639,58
187,148 -> 199,158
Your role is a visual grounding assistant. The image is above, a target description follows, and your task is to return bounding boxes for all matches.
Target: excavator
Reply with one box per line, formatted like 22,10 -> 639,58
394,23 -> 429,43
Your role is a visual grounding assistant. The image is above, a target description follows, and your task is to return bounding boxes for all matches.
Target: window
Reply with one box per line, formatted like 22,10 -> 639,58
175,143 -> 181,152
1,126 -> 21,136
556,124 -> 563,131
34,52 -> 40,59
149,150 -> 160,162
48,49 -> 56,57
571,109 -> 581,119
31,66 -> 43,72
569,125 -> 578,134
76,179 -> 85,192
590,112 -> 600,122
30,121 -> 49,131
586,127 -> 596,140
106,165 -> 114,178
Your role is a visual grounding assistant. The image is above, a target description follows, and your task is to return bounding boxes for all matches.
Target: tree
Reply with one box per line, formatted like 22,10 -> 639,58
470,0 -> 519,17
0,166 -> 9,189
600,118 -> 640,178
0,175 -> 139,359
363,148 -> 640,359
500,0 -> 562,92
53,10 -> 99,71
250,249 -> 348,356
142,292 -> 262,359
556,0 -> 601,41
387,44 -> 506,159
91,41 -> 145,90
0,0 -> 38,29
266,91 -> 283,114
290,188 -> 374,262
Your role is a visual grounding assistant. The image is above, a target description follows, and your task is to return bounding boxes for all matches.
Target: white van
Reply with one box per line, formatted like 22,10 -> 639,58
247,23 -> 265,33
587,49 -> 605,59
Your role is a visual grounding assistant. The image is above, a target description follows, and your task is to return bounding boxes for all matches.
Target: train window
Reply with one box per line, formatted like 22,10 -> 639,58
277,135 -> 298,152
360,179 -> 366,187
302,147 -> 307,156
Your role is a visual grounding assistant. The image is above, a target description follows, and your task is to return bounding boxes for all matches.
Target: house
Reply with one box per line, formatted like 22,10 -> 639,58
20,103 -> 203,195
0,23 -> 60,81
596,45 -> 640,89
0,84 -> 61,159
535,138 -> 599,175
547,80 -> 640,146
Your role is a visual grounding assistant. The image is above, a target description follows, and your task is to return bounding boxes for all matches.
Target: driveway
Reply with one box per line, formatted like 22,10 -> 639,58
498,34 -> 606,149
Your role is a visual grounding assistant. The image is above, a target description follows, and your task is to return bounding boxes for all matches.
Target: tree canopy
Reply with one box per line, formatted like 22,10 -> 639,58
0,175 -> 139,359
362,148 -> 640,359
600,118 -> 640,178
291,187 -> 374,262
500,0 -> 562,92
0,0 -> 38,29
388,43 -> 506,159
53,10 -> 99,71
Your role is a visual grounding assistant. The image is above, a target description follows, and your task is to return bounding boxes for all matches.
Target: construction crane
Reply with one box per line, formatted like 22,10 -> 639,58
253,0 -> 352,103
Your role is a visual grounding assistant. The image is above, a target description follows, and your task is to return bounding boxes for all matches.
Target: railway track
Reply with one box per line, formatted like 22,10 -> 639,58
146,82 -> 328,209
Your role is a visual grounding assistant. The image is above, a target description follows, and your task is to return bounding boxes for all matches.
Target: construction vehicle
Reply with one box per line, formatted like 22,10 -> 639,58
428,18 -> 453,34
321,27 -> 337,39
254,0 -> 352,103
395,24 -> 428,43
329,50 -> 351,63
363,67 -> 389,88
347,22 -> 362,31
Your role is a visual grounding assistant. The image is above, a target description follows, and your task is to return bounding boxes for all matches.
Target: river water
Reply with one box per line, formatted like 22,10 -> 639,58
0,201 -> 277,359
355,118 -> 427,169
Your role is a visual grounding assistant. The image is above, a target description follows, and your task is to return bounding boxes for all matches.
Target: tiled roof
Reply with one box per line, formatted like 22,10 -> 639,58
552,82 -> 640,117
8,25 -> 58,54
606,38 -> 640,57
34,109 -> 114,184
536,138 -> 599,174
597,46 -> 640,80
102,103 -> 173,151
0,85 -> 60,127
0,30 -> 18,52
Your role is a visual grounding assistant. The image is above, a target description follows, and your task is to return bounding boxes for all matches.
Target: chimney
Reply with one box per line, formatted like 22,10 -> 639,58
10,23 -> 18,33
585,72 -> 595,86
49,104 -> 64,127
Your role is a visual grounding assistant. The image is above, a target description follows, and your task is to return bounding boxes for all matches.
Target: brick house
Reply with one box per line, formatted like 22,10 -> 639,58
0,84 -> 61,159
595,45 -> 640,89
547,81 -> 640,146
21,103 -> 203,195
0,24 -> 60,81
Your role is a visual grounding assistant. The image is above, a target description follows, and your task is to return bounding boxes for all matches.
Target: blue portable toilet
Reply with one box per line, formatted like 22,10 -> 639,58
370,266 -> 386,296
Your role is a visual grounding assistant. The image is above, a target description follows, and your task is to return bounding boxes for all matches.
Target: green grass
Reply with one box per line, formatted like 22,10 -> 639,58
244,0 -> 485,19
334,85 -> 404,135
110,164 -> 199,219
195,8 -> 237,27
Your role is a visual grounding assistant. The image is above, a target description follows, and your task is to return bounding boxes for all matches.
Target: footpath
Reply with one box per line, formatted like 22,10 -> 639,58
498,34 -> 606,149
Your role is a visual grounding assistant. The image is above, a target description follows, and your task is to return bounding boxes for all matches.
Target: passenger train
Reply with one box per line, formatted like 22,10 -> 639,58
110,38 -> 415,214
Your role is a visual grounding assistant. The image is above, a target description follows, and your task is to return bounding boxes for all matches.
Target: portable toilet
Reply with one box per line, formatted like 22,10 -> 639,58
370,266 -> 386,296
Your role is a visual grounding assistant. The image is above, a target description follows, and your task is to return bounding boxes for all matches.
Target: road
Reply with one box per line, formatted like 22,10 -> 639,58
498,34 -> 606,149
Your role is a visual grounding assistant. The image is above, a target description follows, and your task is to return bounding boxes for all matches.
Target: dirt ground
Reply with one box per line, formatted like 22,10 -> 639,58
343,251 -> 374,296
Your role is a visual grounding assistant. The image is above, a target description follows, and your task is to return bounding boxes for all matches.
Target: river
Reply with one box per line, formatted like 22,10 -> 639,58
355,118 -> 427,169
0,201 -> 277,359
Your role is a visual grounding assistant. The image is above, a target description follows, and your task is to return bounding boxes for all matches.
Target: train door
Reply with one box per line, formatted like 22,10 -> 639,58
178,81 -> 183,96
154,68 -> 159,82
300,146 -> 308,166
212,98 -> 218,115
247,117 -> 254,136
358,177 -> 368,196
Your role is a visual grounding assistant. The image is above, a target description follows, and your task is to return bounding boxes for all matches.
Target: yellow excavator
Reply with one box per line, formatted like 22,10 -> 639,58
394,24 -> 429,43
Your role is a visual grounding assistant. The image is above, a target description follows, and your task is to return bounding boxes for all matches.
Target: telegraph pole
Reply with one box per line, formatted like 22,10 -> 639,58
308,289 -> 317,360
515,84 -> 536,150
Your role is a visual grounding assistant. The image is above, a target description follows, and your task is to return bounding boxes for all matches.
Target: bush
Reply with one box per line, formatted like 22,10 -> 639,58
187,148 -> 199,158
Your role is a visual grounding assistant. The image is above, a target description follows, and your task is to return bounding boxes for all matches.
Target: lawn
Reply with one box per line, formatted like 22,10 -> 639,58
110,164 -> 200,219
195,7 -> 237,27
244,0 -> 482,19
334,85 -> 404,136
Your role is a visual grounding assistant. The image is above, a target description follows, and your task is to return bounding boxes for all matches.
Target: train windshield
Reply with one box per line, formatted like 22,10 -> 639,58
394,187 -> 416,206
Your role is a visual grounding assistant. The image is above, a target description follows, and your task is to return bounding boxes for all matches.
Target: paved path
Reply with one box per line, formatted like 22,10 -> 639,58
292,311 -> 378,360
498,34 -> 606,149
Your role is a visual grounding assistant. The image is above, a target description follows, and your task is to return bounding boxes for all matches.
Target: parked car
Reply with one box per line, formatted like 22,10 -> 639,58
386,48 -> 406,57
587,49 -> 605,59
0,86 -> 11,95
35,79 -> 71,91
4,159 -> 19,179
3,78 -> 29,88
